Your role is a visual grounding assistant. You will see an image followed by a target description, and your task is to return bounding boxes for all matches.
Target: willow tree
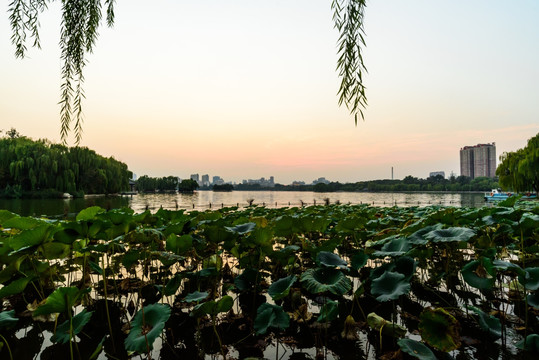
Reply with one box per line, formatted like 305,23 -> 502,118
496,133 -> 539,194
8,0 -> 367,144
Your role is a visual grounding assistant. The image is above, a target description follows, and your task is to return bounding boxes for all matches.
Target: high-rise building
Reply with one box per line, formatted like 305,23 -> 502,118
201,174 -> 210,187
460,143 -> 496,178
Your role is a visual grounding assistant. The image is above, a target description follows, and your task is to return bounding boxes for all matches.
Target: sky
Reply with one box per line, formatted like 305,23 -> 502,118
1,0 -> 538,184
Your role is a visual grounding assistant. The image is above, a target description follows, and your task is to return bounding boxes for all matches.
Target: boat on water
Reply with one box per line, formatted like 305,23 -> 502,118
484,189 -> 537,201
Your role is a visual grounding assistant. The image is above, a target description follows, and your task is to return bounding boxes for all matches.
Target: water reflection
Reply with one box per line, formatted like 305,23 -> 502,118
0,191 -> 489,217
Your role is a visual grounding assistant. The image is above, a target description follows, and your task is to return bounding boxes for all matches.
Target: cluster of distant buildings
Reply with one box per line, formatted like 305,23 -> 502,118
157,143 -> 498,188
185,174 -> 333,187
428,142 -> 496,180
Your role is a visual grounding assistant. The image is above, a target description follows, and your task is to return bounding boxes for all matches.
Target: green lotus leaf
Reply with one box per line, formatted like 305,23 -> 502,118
9,224 -> 54,251
51,309 -> 93,344
212,295 -> 233,314
498,196 -> 518,207
76,206 -> 105,221
366,312 -> 406,337
225,222 -> 256,235
492,260 -> 525,276
268,275 -> 297,301
0,210 -> 18,225
528,291 -> 539,309
419,308 -> 460,352
163,274 -> 183,296
316,251 -> 348,269
461,258 -> 496,290
33,287 -> 90,316
394,256 -> 417,281
467,306 -> 501,339
166,234 -> 192,255
425,227 -> 475,243
184,291 -> 209,303
125,303 -> 171,353
406,224 -> 442,245
0,310 -> 18,328
518,267 -> 539,291
373,237 -> 410,257
254,303 -> 290,335
234,268 -> 259,291
397,339 -> 436,360
190,296 -> 233,317
519,212 -> 538,229
516,334 -> 539,353
3,216 -> 44,230
0,276 -> 34,298
317,299 -> 339,323
300,268 -> 351,296
371,271 -> 411,302
40,242 -> 71,260
351,251 -> 368,271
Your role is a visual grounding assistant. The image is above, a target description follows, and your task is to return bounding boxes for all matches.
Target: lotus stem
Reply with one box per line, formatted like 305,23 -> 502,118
0,334 -> 13,360
102,256 -> 116,352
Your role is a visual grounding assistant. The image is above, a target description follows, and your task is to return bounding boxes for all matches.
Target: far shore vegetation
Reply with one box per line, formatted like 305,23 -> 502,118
3,131 -> 538,199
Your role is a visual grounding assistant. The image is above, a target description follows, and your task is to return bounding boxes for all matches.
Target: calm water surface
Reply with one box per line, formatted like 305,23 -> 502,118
0,191 -> 489,217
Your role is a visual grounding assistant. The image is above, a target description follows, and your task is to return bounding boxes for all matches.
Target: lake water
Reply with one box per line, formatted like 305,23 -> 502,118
0,191 -> 489,217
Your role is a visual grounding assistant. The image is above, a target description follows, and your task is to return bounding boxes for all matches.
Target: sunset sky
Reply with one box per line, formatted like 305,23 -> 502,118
1,0 -> 538,184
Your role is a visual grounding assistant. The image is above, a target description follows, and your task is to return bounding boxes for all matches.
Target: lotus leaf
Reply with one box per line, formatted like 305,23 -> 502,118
317,299 -> 339,323
467,306 -> 501,339
418,308 -> 460,352
351,251 -> 368,271
254,303 -> 290,335
0,276 -> 33,298
190,295 -> 234,317
366,313 -> 406,337
518,267 -> 539,291
397,339 -> 436,360
76,206 -> 105,221
163,274 -> 183,296
394,256 -> 417,281
3,216 -> 44,230
516,334 -> 539,353
125,303 -> 171,353
51,309 -> 93,344
300,268 -> 351,296
425,227 -> 475,243
373,237 -> 411,257
0,310 -> 18,328
519,213 -> 539,232
0,210 -> 18,225
492,259 -> 525,276
461,258 -> 496,290
166,234 -> 192,255
528,291 -> 539,309
371,271 -> 411,302
184,291 -> 209,303
268,275 -> 297,301
225,222 -> 256,235
9,224 -> 54,251
234,268 -> 259,291
41,242 -> 70,260
316,251 -> 348,269
33,287 -> 90,316
406,224 -> 442,245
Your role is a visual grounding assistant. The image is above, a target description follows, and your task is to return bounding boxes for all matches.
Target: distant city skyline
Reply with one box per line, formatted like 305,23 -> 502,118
1,1 -> 537,183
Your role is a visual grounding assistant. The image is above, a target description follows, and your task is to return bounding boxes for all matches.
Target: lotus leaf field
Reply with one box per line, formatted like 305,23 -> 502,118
0,197 -> 538,359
